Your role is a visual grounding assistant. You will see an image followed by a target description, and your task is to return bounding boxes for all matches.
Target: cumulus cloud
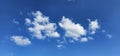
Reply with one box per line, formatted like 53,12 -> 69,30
25,11 -> 60,39
59,16 -> 87,41
89,19 -> 100,34
10,10 -> 112,47
11,36 -> 31,46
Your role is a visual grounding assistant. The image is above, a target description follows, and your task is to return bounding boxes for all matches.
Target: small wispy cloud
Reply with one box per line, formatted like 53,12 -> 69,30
10,11 -> 112,47
13,19 -> 19,25
57,44 -> 65,48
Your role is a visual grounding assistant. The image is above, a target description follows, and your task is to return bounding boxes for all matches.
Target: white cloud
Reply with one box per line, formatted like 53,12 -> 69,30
80,37 -> 88,42
26,11 -> 60,39
89,19 -> 100,34
67,0 -> 75,2
88,36 -> 94,40
59,16 -> 87,41
25,18 -> 31,25
10,10 -> 113,47
11,36 -> 31,46
57,44 -> 64,48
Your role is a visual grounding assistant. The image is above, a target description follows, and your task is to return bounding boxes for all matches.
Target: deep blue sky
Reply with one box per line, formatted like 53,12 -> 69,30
0,0 -> 120,56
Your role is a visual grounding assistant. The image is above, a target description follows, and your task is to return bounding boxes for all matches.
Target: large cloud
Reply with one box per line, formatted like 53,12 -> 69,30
11,36 -> 31,46
25,11 -> 60,39
59,16 -> 87,41
10,10 -> 112,47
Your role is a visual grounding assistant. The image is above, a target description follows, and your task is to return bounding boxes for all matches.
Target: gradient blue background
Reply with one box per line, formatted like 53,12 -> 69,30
0,0 -> 120,56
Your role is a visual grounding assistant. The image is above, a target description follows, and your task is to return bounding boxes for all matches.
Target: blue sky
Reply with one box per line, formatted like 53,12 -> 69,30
0,0 -> 120,56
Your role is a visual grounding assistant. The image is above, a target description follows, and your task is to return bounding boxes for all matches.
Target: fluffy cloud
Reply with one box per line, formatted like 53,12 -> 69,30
11,36 -> 31,46
59,16 -> 87,41
10,10 -> 112,47
26,11 -> 60,39
89,19 -> 100,34
25,18 -> 31,25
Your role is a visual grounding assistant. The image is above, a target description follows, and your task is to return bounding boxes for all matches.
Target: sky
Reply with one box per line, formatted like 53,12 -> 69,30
0,0 -> 120,56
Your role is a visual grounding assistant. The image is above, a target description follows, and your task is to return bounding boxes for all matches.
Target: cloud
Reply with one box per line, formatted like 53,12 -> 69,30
59,16 -> 87,41
80,37 -> 88,42
10,10 -> 113,47
88,36 -> 94,40
89,19 -> 100,34
11,36 -> 31,46
107,34 -> 112,38
57,44 -> 65,48
25,11 -> 60,39
13,19 -> 19,25
25,18 -> 31,25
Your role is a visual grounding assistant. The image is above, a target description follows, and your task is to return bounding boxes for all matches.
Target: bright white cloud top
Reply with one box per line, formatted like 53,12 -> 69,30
59,16 -> 87,41
25,11 -> 60,39
11,36 -> 31,46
